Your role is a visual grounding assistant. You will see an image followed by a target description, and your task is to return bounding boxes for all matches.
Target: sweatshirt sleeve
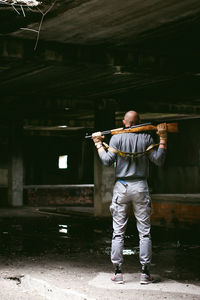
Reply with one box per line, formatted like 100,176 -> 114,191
147,135 -> 166,166
98,136 -> 117,166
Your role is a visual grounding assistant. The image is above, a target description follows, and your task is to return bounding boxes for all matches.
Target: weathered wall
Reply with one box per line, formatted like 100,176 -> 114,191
151,194 -> 200,226
149,118 -> 200,193
0,185 -> 94,207
0,132 -> 94,206
93,193 -> 200,226
24,185 -> 93,206
24,135 -> 93,185
0,118 -> 199,211
94,151 -> 115,216
0,133 -> 9,186
0,169 -> 8,186
93,118 -> 200,220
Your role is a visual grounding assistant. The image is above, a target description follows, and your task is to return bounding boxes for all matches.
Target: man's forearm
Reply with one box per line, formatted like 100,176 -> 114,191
95,142 -> 116,166
159,138 -> 167,150
94,142 -> 105,155
97,146 -> 105,155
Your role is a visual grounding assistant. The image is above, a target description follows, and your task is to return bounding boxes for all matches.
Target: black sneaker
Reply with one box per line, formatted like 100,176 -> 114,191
140,273 -> 154,284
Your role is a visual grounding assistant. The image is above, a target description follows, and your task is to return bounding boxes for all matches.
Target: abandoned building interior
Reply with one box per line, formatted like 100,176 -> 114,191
0,0 -> 200,299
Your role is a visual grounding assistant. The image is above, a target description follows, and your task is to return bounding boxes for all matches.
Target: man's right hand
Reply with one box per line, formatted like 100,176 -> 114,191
92,131 -> 105,146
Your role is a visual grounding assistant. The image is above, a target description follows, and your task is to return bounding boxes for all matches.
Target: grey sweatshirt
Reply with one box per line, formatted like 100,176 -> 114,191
99,132 -> 166,180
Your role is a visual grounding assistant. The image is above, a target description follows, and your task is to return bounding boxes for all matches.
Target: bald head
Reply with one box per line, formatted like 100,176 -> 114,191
123,110 -> 141,127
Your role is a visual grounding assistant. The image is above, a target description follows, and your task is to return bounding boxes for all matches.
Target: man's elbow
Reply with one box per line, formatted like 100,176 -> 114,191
155,157 -> 166,167
102,159 -> 113,167
99,153 -> 115,167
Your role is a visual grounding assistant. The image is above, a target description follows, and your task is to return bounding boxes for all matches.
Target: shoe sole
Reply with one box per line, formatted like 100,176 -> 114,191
111,277 -> 124,284
112,280 -> 124,284
140,280 -> 155,284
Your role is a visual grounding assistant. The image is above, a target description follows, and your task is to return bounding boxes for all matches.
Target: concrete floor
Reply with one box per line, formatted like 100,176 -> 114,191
0,206 -> 199,300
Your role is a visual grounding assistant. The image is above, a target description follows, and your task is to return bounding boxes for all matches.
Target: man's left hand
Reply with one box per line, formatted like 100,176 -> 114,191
157,123 -> 167,140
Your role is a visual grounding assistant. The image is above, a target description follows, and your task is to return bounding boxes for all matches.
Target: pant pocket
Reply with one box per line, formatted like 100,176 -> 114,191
114,181 -> 127,195
110,195 -> 118,217
144,193 -> 152,216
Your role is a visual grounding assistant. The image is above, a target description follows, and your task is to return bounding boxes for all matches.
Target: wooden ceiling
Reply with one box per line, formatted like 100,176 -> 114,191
0,0 -> 200,127
6,0 -> 200,45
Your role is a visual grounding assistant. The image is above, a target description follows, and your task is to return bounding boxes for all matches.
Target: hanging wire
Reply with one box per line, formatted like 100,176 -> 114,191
20,5 -> 26,16
11,4 -> 20,14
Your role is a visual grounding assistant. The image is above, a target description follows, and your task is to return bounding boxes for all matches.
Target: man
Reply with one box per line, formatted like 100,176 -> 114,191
92,110 -> 167,284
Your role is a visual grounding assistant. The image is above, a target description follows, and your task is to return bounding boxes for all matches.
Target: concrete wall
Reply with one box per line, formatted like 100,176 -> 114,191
0,169 -> 8,185
93,118 -> 200,218
151,194 -> 200,226
0,118 -> 199,211
24,185 -> 93,206
24,135 -> 93,185
94,151 -> 115,216
150,118 -> 200,193
0,132 -> 94,207
0,134 -> 9,186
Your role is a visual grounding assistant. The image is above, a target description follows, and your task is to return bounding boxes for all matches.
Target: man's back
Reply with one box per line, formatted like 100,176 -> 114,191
110,132 -> 152,179
99,132 -> 166,179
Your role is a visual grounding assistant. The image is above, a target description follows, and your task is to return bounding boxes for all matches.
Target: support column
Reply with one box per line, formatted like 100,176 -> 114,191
94,100 -> 116,217
8,121 -> 23,207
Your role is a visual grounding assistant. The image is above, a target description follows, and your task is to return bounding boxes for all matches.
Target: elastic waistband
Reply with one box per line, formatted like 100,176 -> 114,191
118,179 -> 128,186
116,177 -> 146,182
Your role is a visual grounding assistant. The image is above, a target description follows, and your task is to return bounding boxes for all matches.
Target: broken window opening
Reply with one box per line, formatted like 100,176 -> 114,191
58,155 -> 68,169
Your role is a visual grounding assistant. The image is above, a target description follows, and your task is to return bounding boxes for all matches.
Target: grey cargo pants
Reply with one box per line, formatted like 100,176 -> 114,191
110,179 -> 152,269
